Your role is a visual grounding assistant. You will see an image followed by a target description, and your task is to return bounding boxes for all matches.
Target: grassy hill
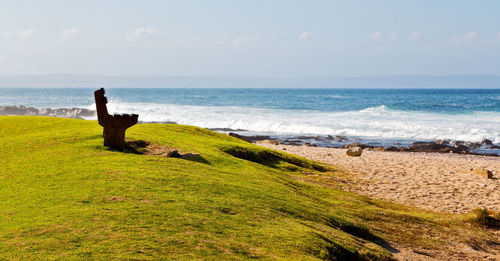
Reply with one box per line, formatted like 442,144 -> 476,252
0,116 -> 496,260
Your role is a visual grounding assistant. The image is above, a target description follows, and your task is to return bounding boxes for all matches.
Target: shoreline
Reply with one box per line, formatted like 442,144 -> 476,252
257,141 -> 500,214
229,132 -> 500,157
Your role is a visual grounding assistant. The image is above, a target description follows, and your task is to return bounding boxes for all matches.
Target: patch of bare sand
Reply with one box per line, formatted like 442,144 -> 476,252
258,143 -> 500,214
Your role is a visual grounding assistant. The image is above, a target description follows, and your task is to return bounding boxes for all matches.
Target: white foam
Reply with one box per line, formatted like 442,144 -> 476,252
84,101 -> 500,143
358,105 -> 388,113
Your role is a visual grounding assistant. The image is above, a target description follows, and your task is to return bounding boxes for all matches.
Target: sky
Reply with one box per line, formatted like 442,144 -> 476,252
1,0 -> 500,77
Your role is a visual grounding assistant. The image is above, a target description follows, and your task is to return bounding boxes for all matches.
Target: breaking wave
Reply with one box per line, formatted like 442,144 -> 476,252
83,101 -> 500,143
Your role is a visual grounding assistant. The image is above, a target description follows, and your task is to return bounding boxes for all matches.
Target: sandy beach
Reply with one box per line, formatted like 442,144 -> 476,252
257,141 -> 500,214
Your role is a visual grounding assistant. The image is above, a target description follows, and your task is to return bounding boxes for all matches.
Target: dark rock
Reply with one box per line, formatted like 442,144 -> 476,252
342,142 -> 362,149
281,139 -> 303,146
435,139 -> 444,145
297,136 -> 315,139
228,133 -> 252,143
412,141 -> 435,146
435,139 -> 452,145
250,135 -> 272,142
341,142 -> 374,149
405,142 -> 471,154
482,139 -> 493,146
465,142 -> 480,150
209,128 -> 247,132
228,133 -> 270,143
346,147 -> 363,157
456,145 -> 470,152
167,150 -> 183,158
326,135 -> 348,141
385,146 -> 400,152
335,135 -> 348,141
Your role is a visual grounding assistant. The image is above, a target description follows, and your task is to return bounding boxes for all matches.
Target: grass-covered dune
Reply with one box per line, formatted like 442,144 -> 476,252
0,116 -> 496,260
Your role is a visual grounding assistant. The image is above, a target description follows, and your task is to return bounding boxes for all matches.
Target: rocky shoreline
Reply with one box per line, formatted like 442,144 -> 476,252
0,105 -> 95,119
228,132 -> 500,157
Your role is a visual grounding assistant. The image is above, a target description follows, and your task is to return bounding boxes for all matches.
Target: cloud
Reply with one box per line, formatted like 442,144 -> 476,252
232,35 -> 275,49
497,32 -> 500,41
370,31 -> 397,42
298,31 -> 313,40
369,31 -> 382,40
1,28 -> 36,38
449,32 -> 478,45
388,33 -> 397,41
461,32 -> 477,44
127,27 -> 158,41
408,32 -> 422,41
60,28 -> 80,39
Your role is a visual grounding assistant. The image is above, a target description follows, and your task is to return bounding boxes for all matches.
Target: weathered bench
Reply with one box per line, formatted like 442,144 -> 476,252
94,88 -> 138,150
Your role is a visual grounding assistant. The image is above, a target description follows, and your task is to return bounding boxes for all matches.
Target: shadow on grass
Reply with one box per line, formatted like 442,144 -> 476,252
82,134 -> 106,141
315,233 -> 367,261
221,145 -> 326,172
125,140 -> 151,154
315,232 -> 395,261
326,216 -> 399,256
181,153 -> 211,165
97,139 -> 211,165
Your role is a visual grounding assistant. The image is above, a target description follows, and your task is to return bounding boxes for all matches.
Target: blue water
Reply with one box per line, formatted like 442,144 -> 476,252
2,88 -> 500,113
1,88 -> 500,144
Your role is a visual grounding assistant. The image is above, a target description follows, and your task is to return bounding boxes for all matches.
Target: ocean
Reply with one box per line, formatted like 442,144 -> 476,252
1,88 -> 500,148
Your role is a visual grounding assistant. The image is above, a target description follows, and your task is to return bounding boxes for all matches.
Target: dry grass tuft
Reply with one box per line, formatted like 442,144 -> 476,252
470,208 -> 500,228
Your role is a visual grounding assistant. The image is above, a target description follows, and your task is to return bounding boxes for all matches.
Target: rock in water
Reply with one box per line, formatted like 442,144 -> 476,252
481,139 -> 493,146
342,142 -> 362,149
346,147 -> 363,157
472,169 -> 493,179
385,146 -> 399,152
455,145 -> 470,153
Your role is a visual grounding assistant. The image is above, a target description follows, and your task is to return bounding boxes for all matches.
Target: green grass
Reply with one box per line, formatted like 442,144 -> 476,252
0,116 -> 497,260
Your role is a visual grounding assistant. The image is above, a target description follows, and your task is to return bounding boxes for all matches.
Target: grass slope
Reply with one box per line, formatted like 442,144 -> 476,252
0,116 -> 495,260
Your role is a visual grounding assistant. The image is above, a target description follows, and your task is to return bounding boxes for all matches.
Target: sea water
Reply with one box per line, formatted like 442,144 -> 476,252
1,88 -> 499,145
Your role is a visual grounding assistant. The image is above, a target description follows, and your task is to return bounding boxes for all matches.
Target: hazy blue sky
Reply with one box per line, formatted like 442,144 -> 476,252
1,0 -> 499,77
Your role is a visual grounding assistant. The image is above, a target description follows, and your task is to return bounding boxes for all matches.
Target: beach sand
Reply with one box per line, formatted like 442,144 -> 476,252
257,142 -> 500,214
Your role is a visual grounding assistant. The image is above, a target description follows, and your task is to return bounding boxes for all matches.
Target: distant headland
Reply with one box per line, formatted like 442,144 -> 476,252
0,74 -> 500,88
